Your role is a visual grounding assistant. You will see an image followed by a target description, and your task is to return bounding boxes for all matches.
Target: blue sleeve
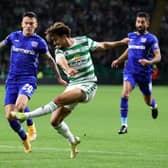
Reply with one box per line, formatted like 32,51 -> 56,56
151,35 -> 160,51
38,39 -> 49,54
3,33 -> 13,46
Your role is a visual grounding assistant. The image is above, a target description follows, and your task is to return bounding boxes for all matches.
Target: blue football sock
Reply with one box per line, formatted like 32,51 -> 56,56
120,97 -> 128,126
8,120 -> 27,140
151,99 -> 157,108
24,106 -> 33,126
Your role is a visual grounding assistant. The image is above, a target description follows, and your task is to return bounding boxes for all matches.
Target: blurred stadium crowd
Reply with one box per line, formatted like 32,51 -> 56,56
0,0 -> 168,84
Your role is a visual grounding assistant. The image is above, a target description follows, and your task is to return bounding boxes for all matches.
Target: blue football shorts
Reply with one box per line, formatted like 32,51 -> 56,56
5,82 -> 36,105
123,73 -> 152,96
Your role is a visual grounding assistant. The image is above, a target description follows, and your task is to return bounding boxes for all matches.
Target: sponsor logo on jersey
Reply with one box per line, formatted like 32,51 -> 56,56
129,45 -> 145,50
140,37 -> 147,43
31,41 -> 38,47
12,46 -> 35,55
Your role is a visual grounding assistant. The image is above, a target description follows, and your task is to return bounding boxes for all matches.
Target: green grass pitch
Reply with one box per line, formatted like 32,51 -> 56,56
0,85 -> 167,168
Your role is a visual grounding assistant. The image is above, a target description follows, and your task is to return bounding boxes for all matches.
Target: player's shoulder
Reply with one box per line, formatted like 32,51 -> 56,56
8,30 -> 22,37
32,33 -> 47,44
146,32 -> 158,42
74,35 -> 88,41
128,31 -> 136,37
146,32 -> 157,38
32,33 -> 45,40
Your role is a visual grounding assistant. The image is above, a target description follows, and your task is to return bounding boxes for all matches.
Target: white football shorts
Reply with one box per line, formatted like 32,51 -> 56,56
64,82 -> 97,110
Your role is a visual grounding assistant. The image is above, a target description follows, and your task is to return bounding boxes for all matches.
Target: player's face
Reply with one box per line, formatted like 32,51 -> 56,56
21,16 -> 38,36
52,35 -> 67,48
135,17 -> 149,34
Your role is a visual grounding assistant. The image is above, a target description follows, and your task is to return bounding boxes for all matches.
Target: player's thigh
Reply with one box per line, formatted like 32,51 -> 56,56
5,83 -> 18,106
63,82 -> 97,110
15,94 -> 29,110
16,83 -> 36,110
122,74 -> 135,97
67,82 -> 97,102
138,76 -> 152,96
55,87 -> 85,106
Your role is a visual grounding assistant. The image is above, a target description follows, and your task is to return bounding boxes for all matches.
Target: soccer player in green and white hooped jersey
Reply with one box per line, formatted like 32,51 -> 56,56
11,22 -> 128,158
55,36 -> 98,85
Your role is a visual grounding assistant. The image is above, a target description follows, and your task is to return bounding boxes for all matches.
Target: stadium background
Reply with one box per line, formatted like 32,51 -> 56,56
0,0 -> 168,84
0,1 -> 168,167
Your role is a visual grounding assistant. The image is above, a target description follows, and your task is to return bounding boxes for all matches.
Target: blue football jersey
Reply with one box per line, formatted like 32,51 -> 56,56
124,32 -> 160,75
3,31 -> 49,77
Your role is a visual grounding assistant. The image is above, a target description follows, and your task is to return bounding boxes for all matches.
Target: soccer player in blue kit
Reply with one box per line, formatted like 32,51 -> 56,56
112,12 -> 161,134
0,11 -> 67,152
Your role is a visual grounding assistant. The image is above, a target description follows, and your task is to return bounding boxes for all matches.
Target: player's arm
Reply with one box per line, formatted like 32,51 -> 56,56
44,52 -> 68,86
56,56 -> 78,76
139,49 -> 161,66
95,38 -> 129,51
111,48 -> 128,68
0,40 -> 6,49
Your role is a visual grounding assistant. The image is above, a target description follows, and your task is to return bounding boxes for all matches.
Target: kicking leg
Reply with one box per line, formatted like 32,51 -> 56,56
11,88 -> 85,121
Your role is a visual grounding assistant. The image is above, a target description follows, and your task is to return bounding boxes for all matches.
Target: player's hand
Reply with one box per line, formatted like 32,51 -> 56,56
57,77 -> 68,86
139,59 -> 151,66
67,68 -> 78,76
111,59 -> 119,68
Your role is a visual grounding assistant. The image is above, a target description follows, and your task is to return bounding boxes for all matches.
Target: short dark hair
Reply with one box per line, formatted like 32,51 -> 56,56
23,11 -> 38,20
136,12 -> 150,22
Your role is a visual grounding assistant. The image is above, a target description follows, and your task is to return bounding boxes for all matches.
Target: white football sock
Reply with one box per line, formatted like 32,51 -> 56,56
55,121 -> 75,144
25,101 -> 57,118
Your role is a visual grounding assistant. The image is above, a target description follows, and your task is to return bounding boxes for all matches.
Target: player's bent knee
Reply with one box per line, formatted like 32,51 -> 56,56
50,119 -> 58,127
53,96 -> 64,106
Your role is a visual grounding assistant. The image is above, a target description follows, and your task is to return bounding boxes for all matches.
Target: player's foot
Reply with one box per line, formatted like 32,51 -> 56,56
118,125 -> 128,134
23,136 -> 32,153
151,104 -> 158,119
11,111 -> 27,122
70,136 -> 80,159
27,123 -> 37,141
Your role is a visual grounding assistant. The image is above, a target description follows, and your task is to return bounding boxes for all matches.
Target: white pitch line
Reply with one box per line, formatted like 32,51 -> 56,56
0,145 -> 168,158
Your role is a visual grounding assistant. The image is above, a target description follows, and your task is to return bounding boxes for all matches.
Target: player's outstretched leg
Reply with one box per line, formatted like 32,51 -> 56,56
11,101 -> 57,121
10,111 -> 27,122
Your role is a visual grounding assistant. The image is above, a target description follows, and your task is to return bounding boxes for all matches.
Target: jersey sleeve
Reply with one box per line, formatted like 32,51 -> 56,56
38,39 -> 49,54
3,33 -> 13,46
87,37 -> 98,51
151,35 -> 160,51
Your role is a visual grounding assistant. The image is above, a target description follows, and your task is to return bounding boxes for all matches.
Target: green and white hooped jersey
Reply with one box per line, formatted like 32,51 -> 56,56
55,36 -> 98,85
